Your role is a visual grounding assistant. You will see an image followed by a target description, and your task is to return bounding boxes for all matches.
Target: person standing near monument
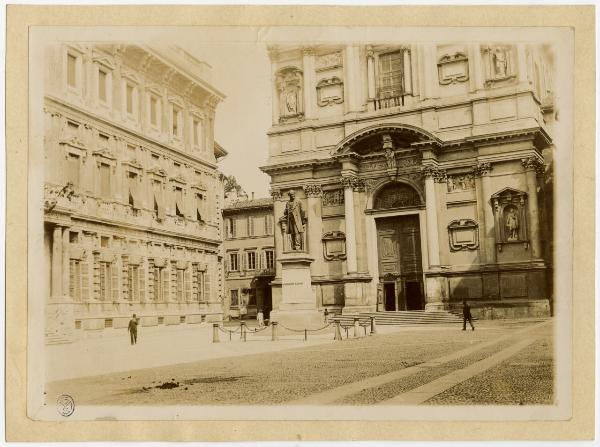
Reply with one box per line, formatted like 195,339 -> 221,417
128,314 -> 139,345
462,301 -> 475,331
282,190 -> 307,251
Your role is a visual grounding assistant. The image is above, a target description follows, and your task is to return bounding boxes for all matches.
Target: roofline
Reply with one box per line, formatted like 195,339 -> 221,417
214,141 -> 228,159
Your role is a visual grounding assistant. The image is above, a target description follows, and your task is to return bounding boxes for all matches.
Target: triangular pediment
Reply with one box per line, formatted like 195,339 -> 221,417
491,187 -> 527,199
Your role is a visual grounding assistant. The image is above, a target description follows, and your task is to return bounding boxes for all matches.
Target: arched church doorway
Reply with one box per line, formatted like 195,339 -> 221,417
374,182 -> 425,311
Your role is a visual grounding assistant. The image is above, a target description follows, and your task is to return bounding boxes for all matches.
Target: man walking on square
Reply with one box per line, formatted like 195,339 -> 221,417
462,301 -> 475,331
128,314 -> 139,345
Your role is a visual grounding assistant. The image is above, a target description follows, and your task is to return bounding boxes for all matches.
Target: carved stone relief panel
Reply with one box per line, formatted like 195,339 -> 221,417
373,182 -> 422,210
322,231 -> 347,261
316,77 -> 344,106
437,52 -> 469,85
448,219 -> 479,251
446,173 -> 476,192
321,189 -> 344,207
315,52 -> 343,72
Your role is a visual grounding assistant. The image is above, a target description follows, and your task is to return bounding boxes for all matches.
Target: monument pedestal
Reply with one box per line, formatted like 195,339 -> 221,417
269,252 -> 324,331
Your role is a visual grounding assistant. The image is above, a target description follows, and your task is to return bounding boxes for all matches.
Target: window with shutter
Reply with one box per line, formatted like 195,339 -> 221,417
174,187 -> 184,217
153,181 -> 166,221
111,262 -> 119,301
139,264 -> 146,302
99,262 -> 111,301
378,51 -> 404,98
99,163 -> 111,199
204,265 -> 211,301
162,267 -> 169,302
68,154 -> 80,188
128,172 -> 140,210
69,259 -> 81,301
80,260 -> 89,301
185,268 -> 191,301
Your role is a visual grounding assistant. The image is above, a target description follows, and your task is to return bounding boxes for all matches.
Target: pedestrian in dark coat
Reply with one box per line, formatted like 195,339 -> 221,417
128,314 -> 139,345
462,301 -> 475,331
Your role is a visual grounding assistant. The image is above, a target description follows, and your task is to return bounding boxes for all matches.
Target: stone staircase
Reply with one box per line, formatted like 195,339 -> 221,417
330,310 -> 472,327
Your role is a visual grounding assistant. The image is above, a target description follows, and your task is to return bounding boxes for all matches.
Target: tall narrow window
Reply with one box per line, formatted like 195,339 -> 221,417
67,153 -> 80,187
126,84 -> 134,115
127,264 -> 140,301
128,172 -> 140,209
196,193 -> 204,221
248,217 -> 255,237
176,269 -> 184,302
99,163 -> 111,199
152,266 -> 164,301
172,106 -> 181,138
174,186 -> 184,217
99,262 -> 111,301
265,250 -> 275,269
196,268 -> 205,302
228,219 -> 237,238
230,289 -> 239,307
247,251 -> 257,270
378,51 -> 404,98
69,259 -> 82,301
150,96 -> 159,127
67,54 -> 77,88
229,252 -> 239,271
98,69 -> 108,102
264,214 -> 274,235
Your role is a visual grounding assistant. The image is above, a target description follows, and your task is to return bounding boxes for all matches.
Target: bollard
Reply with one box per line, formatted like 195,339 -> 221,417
353,317 -> 360,338
304,329 -> 307,342
271,321 -> 279,341
370,316 -> 377,335
212,323 -> 220,343
241,321 -> 247,342
334,320 -> 342,341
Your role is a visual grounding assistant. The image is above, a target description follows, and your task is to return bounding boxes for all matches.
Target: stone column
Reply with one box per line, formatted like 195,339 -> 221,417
475,162 -> 496,264
402,46 -> 412,95
422,167 -> 442,269
62,226 -> 71,297
268,49 -> 280,125
366,46 -> 376,110
522,157 -> 543,260
341,176 -> 358,274
51,225 -> 63,297
270,189 -> 284,279
344,45 -> 362,112
303,184 -> 323,276
302,47 -> 316,119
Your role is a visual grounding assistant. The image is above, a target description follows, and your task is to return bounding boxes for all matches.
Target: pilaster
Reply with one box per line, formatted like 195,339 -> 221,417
302,184 -> 323,276
521,156 -> 544,260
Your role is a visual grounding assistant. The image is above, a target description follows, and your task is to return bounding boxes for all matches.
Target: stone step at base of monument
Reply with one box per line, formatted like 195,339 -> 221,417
329,310 -> 474,326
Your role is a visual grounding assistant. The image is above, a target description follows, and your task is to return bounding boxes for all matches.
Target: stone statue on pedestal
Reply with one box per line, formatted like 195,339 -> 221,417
505,208 -> 519,241
281,190 -> 307,251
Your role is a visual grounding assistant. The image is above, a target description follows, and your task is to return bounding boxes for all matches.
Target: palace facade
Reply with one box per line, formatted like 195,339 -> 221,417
223,196 -> 275,320
43,44 -> 226,342
262,43 -> 555,318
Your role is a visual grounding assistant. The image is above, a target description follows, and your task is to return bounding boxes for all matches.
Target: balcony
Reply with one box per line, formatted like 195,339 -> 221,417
371,94 -> 407,111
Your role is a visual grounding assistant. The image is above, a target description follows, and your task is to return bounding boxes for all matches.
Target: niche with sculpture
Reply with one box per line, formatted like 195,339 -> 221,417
491,187 -> 529,251
276,67 -> 304,123
482,45 -> 517,84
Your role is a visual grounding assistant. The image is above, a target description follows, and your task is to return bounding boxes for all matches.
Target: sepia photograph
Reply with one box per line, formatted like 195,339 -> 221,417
5,6 -> 595,441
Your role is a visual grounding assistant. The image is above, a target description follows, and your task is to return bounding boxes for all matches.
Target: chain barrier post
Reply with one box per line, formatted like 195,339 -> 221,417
353,317 -> 360,338
334,319 -> 342,341
241,321 -> 247,342
212,323 -> 220,343
304,329 -> 307,342
370,316 -> 377,335
271,321 -> 279,341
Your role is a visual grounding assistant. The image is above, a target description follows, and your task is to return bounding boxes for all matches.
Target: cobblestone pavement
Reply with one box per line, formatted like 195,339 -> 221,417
45,319 -> 553,406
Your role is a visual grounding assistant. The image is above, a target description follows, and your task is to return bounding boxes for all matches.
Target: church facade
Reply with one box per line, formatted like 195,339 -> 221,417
43,44 -> 227,342
261,43 -> 555,318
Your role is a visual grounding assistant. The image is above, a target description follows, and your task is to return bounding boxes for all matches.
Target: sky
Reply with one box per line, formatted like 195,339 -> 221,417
182,41 -> 273,198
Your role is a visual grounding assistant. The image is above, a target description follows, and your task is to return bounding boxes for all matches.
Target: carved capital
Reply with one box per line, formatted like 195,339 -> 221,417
269,188 -> 283,201
473,162 -> 493,177
521,157 -> 544,175
340,176 -> 356,189
303,184 -> 323,198
301,46 -> 315,57
366,45 -> 375,59
352,178 -> 366,192
421,166 -> 447,183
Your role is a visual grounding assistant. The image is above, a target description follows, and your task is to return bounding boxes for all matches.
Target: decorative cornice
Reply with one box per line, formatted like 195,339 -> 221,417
303,184 -> 323,197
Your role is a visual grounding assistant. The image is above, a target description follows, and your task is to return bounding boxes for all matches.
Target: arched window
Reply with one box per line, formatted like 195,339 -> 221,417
373,182 -> 421,210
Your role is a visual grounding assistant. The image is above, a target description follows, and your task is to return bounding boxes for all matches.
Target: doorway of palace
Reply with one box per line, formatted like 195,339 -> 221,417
376,214 -> 424,311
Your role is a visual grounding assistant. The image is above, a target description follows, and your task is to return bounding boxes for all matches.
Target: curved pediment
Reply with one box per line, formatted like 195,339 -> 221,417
333,123 -> 441,156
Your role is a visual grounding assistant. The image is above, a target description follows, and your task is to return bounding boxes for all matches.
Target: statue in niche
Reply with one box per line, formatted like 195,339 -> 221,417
493,47 -> 508,78
281,190 -> 307,251
276,68 -> 303,120
382,134 -> 397,171
505,207 -> 519,241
